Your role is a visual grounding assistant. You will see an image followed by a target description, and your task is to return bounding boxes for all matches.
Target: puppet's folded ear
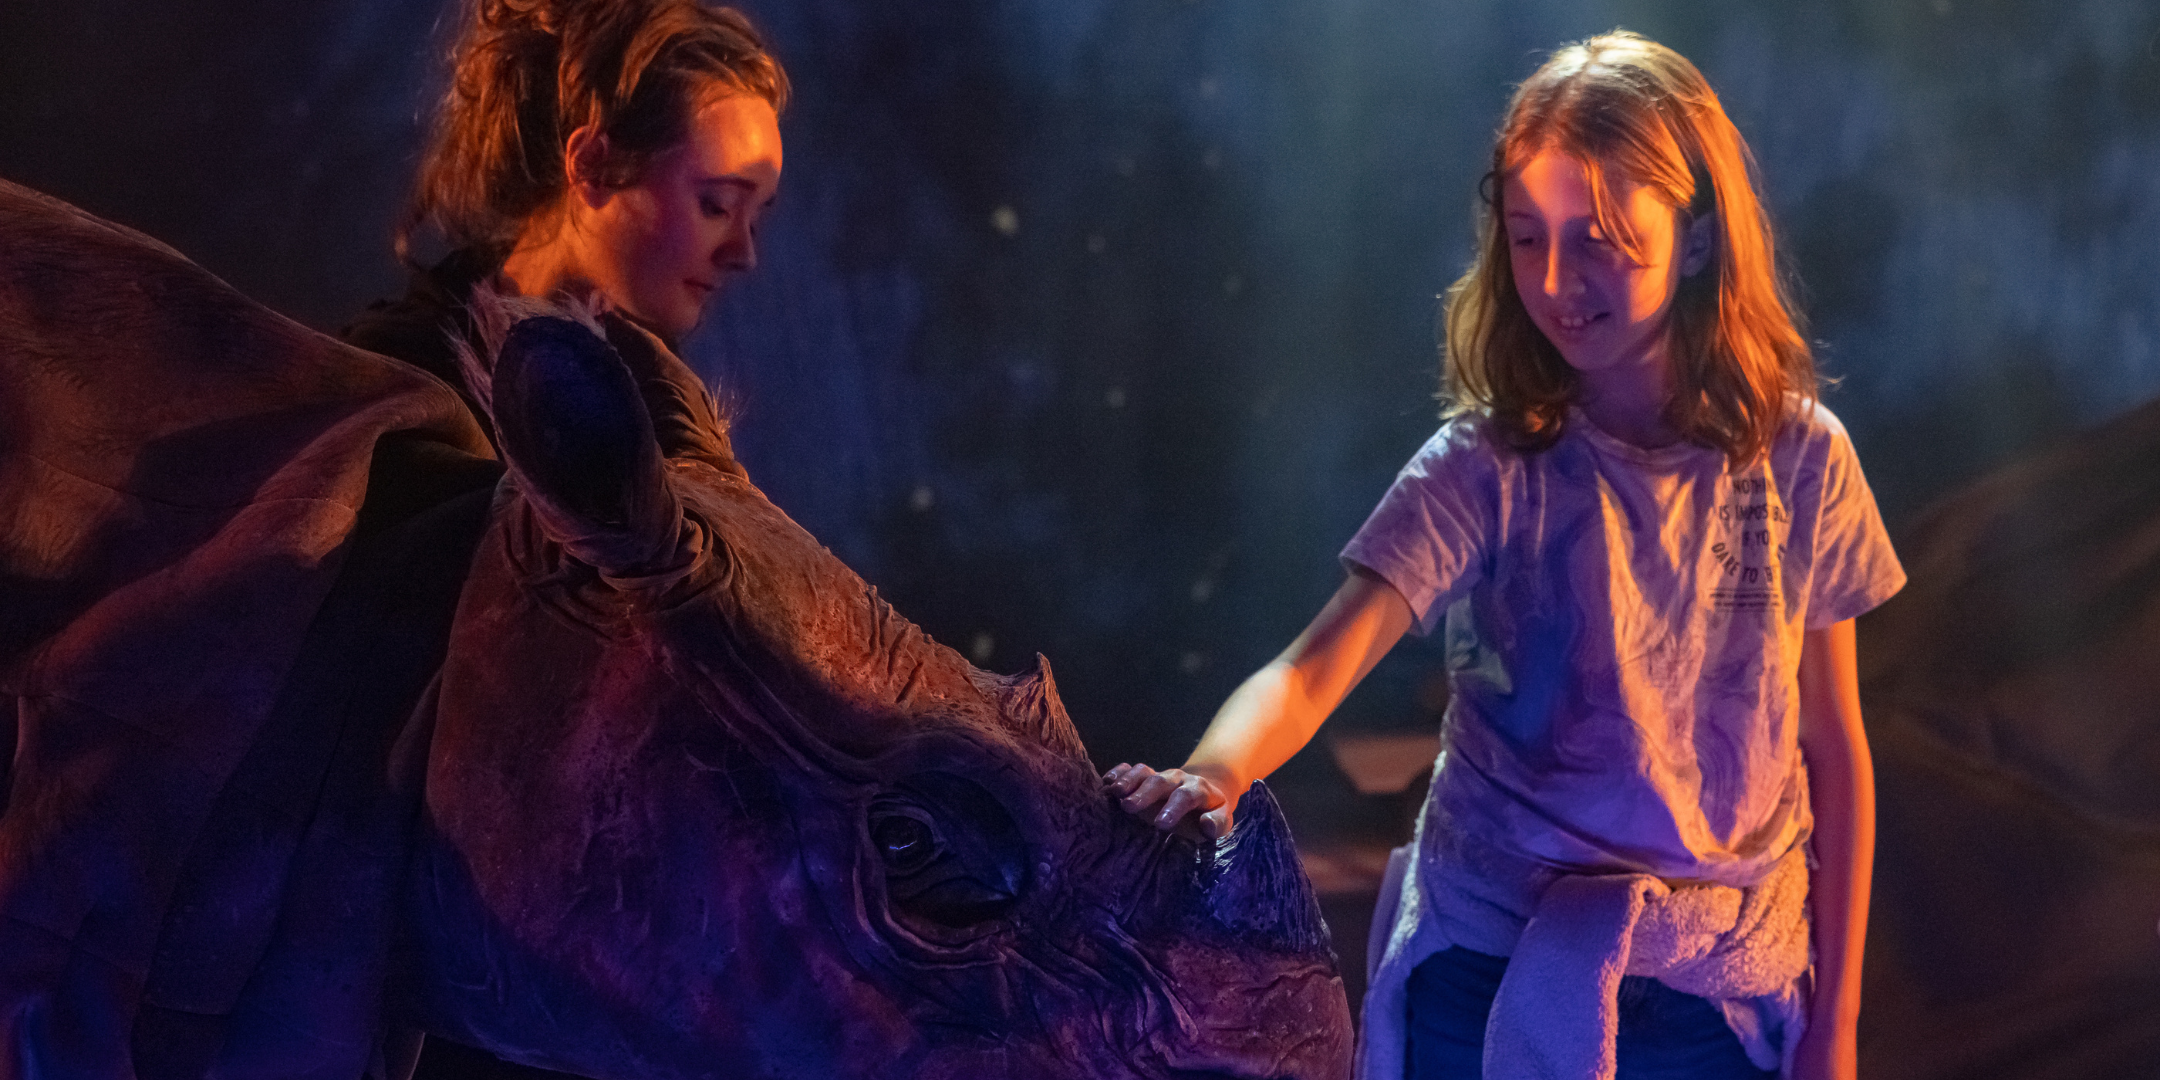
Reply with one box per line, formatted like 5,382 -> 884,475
490,314 -> 681,574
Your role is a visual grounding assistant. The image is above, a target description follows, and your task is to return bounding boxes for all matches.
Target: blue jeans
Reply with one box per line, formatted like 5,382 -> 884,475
1404,947 -> 1777,1079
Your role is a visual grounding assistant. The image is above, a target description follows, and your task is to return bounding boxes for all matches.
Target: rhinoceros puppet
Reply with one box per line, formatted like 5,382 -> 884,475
0,178 -> 1353,1080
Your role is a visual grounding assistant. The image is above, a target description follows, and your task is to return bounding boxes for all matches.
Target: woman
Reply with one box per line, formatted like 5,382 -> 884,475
344,2 -> 788,1075
347,0 -> 786,459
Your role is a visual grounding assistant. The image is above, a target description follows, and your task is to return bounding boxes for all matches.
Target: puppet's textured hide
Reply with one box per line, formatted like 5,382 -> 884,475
1857,396 -> 2160,1078
399,306 -> 1350,1080
0,178 -> 496,1077
0,181 -> 1353,1080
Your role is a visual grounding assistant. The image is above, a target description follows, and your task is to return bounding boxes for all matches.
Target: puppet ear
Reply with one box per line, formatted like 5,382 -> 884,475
490,314 -> 681,574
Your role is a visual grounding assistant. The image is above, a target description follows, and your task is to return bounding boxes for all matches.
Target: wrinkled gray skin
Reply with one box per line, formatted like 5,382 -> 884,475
398,311 -> 1353,1080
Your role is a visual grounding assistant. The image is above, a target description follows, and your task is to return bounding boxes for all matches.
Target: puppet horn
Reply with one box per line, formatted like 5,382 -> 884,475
1202,782 -> 1331,956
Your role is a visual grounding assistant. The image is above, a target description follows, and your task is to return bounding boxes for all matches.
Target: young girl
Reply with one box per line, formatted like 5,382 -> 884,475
1108,31 -> 1902,1080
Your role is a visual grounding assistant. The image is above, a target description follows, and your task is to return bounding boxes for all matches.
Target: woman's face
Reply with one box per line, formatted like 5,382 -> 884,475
1501,149 -> 1705,386
575,92 -> 783,339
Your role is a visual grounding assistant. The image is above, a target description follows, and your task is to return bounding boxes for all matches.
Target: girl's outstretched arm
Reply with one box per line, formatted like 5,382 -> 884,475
1105,568 -> 1413,839
1794,618 -> 1874,1080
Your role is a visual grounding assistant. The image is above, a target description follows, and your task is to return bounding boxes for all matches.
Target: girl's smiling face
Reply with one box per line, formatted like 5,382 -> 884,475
1502,149 -> 1709,387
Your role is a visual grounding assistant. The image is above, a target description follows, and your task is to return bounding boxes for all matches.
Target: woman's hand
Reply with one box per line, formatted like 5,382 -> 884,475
1103,762 -> 1239,840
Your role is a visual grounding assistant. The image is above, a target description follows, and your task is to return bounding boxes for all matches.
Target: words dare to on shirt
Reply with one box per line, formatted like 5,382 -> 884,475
1708,476 -> 1788,613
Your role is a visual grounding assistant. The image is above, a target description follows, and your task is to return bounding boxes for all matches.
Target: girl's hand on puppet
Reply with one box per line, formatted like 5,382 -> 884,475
1104,762 -> 1238,841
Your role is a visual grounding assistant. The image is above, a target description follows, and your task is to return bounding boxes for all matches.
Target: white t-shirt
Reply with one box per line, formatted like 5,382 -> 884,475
1342,402 -> 1904,920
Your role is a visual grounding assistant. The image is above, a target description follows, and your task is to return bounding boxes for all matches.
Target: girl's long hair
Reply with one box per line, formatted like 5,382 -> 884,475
1443,30 -> 1813,468
398,0 -> 789,266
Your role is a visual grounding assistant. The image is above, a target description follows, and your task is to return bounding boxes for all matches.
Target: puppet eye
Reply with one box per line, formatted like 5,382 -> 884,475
870,775 -> 1028,929
872,809 -> 938,874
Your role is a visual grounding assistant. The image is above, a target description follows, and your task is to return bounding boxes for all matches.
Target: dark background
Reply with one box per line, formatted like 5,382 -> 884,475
4,0 -> 2157,867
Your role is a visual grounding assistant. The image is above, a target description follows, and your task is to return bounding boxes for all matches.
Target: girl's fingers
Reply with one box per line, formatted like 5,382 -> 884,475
1122,770 -> 1179,814
1107,766 -> 1233,836
1105,763 -> 1153,796
1155,782 -> 1200,829
1152,773 -> 1228,833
